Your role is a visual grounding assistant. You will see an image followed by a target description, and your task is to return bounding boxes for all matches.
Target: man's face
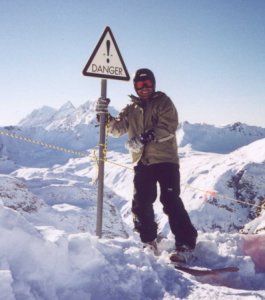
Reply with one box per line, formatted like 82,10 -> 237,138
134,79 -> 154,100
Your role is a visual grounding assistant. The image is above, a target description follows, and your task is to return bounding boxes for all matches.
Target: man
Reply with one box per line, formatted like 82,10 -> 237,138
96,68 -> 197,262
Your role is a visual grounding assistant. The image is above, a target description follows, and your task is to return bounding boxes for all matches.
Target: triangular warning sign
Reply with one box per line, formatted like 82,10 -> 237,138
82,27 -> 130,81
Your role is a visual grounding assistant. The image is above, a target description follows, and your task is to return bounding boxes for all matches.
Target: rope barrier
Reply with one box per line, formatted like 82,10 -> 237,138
187,184 -> 263,210
0,129 -> 133,170
0,130 -> 88,157
0,129 -> 263,211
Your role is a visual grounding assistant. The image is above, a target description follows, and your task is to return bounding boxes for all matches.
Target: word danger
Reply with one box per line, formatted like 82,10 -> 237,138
91,64 -> 123,75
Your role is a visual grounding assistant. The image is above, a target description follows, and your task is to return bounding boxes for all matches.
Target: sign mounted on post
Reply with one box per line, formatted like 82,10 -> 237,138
83,26 -> 130,81
82,26 -> 130,238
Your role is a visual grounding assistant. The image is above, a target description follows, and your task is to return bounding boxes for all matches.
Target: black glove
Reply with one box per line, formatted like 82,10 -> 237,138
139,129 -> 155,145
96,97 -> 110,113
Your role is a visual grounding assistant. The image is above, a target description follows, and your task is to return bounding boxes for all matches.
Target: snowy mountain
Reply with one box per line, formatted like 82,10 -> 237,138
1,100 -> 265,299
178,121 -> 265,153
0,101 -> 126,169
18,105 -> 57,128
179,138 -> 265,233
18,100 -> 118,130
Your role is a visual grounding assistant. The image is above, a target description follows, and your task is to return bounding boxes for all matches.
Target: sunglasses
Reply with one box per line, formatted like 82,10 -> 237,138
134,79 -> 153,90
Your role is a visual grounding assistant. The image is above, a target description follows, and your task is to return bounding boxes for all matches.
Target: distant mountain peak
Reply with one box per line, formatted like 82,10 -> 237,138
17,99 -> 119,130
15,99 -> 265,155
18,105 -> 56,128
178,122 -> 265,153
59,101 -> 75,111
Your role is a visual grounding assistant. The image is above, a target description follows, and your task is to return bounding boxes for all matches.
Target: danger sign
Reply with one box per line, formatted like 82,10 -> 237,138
82,27 -> 130,81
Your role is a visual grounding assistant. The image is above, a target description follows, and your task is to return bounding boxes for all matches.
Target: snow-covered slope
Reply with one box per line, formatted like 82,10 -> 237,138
179,138 -> 265,233
1,100 -> 265,299
1,149 -> 265,299
178,121 -> 265,153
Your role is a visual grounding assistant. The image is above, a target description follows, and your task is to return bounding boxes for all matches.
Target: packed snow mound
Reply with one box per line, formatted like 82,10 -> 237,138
1,202 -> 265,300
177,121 -> 265,153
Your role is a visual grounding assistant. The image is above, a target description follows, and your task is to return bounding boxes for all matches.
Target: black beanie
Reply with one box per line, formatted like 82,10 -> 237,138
133,68 -> 156,88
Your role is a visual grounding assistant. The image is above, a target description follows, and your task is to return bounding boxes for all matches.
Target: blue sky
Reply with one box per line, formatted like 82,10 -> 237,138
1,0 -> 265,127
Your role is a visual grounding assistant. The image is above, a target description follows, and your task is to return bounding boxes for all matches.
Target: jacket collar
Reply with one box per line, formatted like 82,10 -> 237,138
129,92 -> 160,108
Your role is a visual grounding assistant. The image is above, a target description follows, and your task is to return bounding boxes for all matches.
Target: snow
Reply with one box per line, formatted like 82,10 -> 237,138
0,101 -> 265,299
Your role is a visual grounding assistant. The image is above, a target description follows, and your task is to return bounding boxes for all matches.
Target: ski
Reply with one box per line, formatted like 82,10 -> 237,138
169,252 -> 239,276
143,243 -> 240,277
173,264 -> 239,276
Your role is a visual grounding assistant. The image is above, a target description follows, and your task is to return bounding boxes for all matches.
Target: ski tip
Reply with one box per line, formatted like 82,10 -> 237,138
174,265 -> 240,276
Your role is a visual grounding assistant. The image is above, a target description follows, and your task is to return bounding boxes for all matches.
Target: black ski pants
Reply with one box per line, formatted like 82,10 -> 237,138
132,162 -> 197,249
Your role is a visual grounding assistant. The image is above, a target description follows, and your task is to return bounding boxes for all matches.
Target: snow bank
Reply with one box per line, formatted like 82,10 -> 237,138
0,205 -> 181,299
1,203 -> 265,300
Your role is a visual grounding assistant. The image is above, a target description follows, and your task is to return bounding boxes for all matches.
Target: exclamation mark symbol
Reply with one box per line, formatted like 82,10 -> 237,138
106,40 -> 110,63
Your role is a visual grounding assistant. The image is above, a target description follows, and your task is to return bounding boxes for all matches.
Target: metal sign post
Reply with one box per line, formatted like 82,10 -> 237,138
96,79 -> 107,238
82,26 -> 130,238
